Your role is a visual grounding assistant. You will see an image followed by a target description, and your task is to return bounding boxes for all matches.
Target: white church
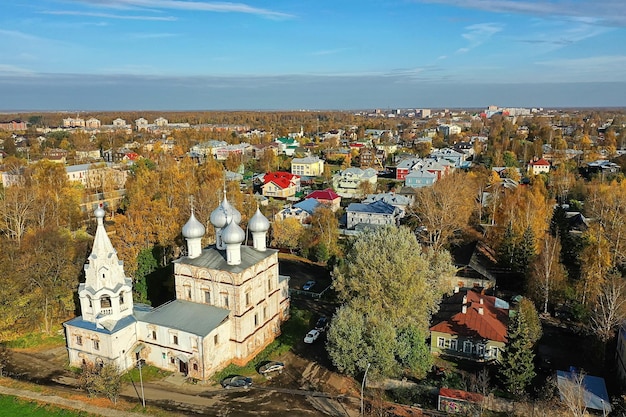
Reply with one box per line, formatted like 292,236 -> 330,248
64,194 -> 290,380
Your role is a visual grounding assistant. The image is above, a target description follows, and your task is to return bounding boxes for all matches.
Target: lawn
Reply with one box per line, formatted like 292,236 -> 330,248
0,395 -> 96,417
3,330 -> 66,350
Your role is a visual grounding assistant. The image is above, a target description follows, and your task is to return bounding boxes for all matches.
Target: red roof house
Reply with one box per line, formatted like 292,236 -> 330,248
528,158 -> 550,175
430,289 -> 508,362
305,188 -> 341,211
262,171 -> 300,199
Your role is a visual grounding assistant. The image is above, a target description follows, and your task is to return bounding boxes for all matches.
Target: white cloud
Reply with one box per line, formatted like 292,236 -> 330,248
66,0 -> 294,19
415,0 -> 626,27
43,10 -> 176,21
457,22 -> 503,53
534,55 -> 626,82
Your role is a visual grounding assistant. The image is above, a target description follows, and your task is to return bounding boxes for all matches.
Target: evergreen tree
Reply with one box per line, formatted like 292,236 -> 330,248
134,247 -> 157,304
498,222 -> 516,270
499,309 -> 536,397
514,226 -> 536,276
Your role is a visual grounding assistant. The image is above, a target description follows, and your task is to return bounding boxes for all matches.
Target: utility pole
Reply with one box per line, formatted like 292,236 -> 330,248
360,362 -> 371,416
137,359 -> 146,408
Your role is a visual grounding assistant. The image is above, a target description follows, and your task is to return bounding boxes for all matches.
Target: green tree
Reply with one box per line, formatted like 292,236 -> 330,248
329,226 -> 455,378
326,304 -> 368,376
518,298 -> 542,346
498,308 -> 536,397
135,247 -> 158,304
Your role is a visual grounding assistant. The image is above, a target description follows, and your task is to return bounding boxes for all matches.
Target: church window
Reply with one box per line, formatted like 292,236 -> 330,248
172,335 -> 179,345
170,357 -> 175,364
267,279 -> 272,292
93,340 -> 100,350
245,291 -> 251,307
204,291 -> 211,304
152,330 -> 157,340
184,285 -> 192,300
254,313 -> 258,327
263,307 -> 267,320
76,335 -> 82,346
102,273 -> 105,279
222,293 -> 229,308
214,335 -> 219,345
120,292 -> 125,305
193,363 -> 198,371
88,299 -> 92,308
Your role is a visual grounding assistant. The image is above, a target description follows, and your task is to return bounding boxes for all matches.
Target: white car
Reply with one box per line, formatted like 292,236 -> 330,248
304,329 -> 320,344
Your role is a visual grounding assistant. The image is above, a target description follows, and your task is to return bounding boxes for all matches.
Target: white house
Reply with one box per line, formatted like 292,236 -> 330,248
345,200 -> 401,229
332,167 -> 378,198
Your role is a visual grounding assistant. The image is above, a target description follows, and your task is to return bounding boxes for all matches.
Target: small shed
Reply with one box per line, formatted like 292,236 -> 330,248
438,387 -> 483,415
556,370 -> 611,414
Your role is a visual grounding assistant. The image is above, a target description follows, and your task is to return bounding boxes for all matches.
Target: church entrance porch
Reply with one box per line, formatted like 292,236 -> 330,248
178,358 -> 188,376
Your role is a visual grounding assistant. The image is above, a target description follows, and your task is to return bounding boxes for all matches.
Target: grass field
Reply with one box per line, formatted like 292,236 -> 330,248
0,395 -> 96,417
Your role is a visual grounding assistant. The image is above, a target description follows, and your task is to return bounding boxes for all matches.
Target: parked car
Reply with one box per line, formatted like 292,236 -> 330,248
304,329 -> 320,344
302,280 -> 316,291
221,375 -> 253,389
259,361 -> 285,375
315,316 -> 329,331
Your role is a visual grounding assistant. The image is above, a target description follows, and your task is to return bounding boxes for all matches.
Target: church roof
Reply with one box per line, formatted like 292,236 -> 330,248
175,245 -> 277,274
134,300 -> 230,336
64,314 -> 136,335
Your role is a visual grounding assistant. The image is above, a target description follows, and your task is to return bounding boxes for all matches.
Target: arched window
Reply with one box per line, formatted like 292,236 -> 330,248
100,296 -> 111,308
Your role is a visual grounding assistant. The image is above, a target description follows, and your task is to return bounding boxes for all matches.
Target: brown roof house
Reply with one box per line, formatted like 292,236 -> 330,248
430,289 -> 509,362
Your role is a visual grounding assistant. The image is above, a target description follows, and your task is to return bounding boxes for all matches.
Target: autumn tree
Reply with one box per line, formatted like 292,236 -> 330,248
529,233 -> 567,314
0,185 -> 35,244
492,180 -> 553,249
578,224 -> 612,305
300,206 -> 340,262
411,171 -> 476,250
0,238 -> 34,338
79,362 -> 123,404
270,217 -> 303,252
19,227 -> 89,333
589,271 -> 626,343
585,179 -> 626,267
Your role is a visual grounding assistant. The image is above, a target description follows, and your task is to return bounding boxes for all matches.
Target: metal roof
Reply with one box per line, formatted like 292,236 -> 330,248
175,245 -> 277,274
135,299 -> 230,336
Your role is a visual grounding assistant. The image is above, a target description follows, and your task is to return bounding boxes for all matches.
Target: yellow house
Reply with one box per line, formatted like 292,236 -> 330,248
291,156 -> 325,177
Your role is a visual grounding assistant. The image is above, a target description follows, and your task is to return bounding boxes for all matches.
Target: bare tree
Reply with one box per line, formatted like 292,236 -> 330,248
411,172 -> 475,250
529,233 -> 567,314
557,370 -> 587,417
589,272 -> 626,343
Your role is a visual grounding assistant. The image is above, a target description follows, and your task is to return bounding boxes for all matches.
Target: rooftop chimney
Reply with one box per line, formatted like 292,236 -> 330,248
480,298 -> 484,304
478,307 -> 484,315
462,305 -> 467,314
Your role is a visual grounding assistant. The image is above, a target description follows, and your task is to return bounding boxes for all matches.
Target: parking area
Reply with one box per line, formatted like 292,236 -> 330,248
278,254 -> 333,294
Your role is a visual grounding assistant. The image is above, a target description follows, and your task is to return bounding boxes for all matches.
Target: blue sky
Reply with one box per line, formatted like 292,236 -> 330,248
1,0 -> 625,110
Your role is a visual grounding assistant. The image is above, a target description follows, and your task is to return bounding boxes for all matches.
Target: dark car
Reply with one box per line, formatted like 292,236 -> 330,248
315,316 -> 329,331
259,361 -> 285,375
221,375 -> 253,389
